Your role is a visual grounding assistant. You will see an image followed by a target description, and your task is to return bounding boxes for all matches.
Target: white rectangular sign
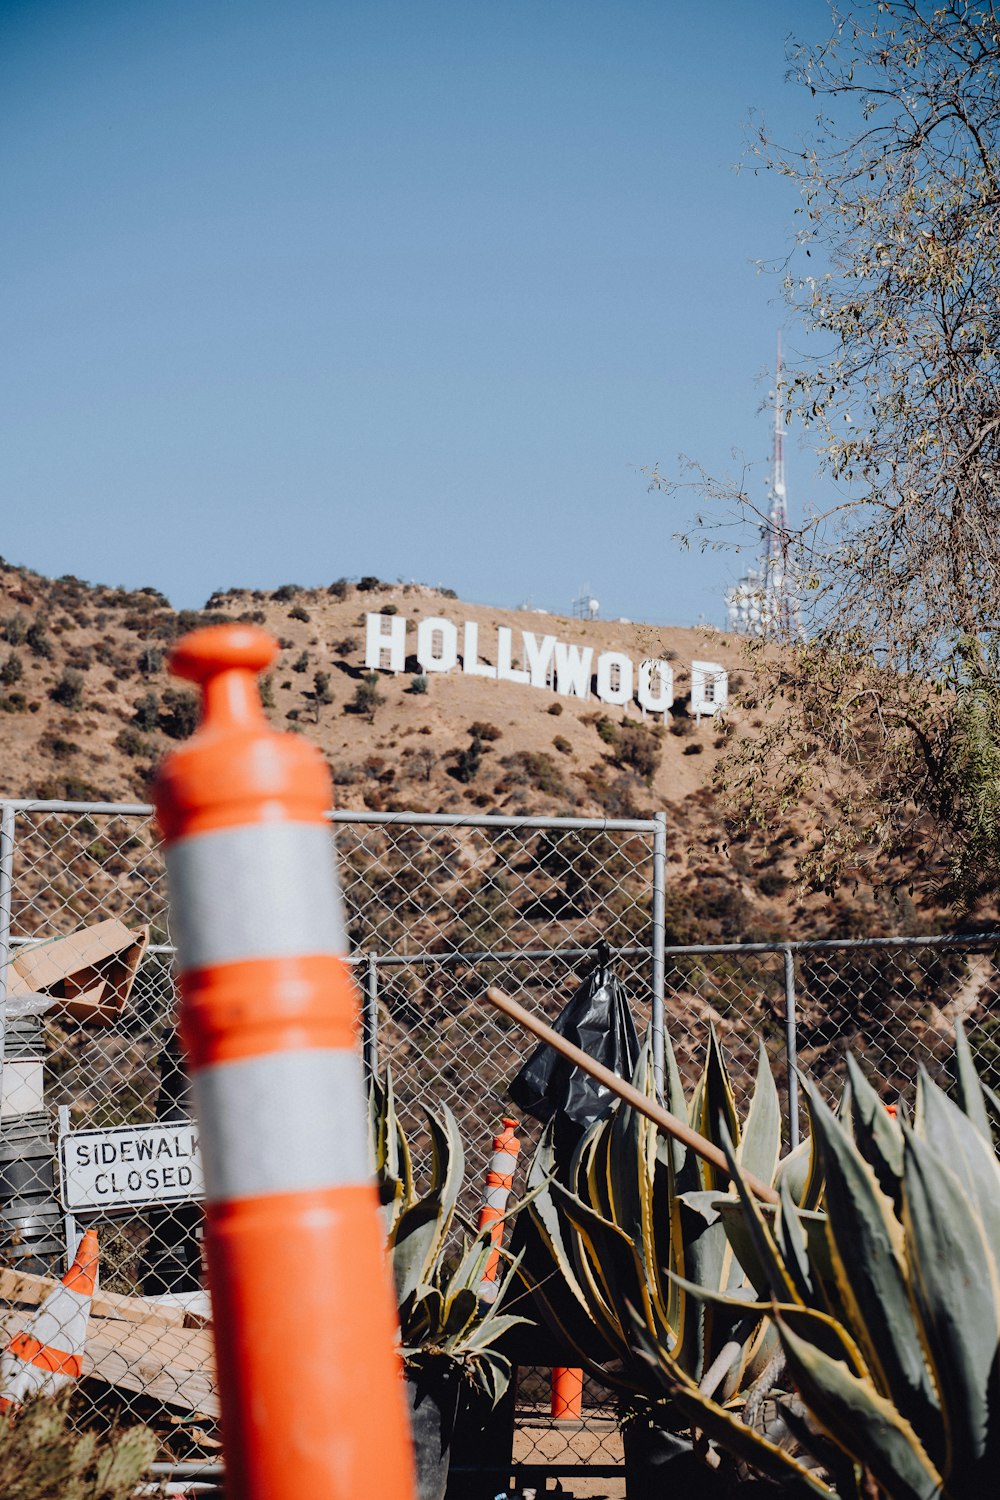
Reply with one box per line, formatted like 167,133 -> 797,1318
59,1122 -> 203,1212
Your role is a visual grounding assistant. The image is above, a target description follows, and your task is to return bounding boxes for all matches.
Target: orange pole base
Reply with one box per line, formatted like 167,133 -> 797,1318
551,1366 -> 583,1420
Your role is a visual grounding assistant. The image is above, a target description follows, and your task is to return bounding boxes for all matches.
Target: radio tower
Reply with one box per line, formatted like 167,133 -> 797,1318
763,333 -> 798,637
726,335 -> 801,637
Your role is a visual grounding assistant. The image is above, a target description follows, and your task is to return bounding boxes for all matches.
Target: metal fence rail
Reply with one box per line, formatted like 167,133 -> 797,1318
0,798 -> 998,1482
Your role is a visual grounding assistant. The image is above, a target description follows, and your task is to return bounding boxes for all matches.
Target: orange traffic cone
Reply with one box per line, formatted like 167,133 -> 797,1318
477,1116 -> 521,1303
0,1227 -> 98,1409
154,625 -> 415,1500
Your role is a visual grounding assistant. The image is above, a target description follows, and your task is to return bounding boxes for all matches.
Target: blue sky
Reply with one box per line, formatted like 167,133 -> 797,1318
1,0 -> 831,622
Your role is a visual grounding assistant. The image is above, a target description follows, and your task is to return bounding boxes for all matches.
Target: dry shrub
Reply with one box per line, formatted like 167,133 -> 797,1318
0,1394 -> 155,1500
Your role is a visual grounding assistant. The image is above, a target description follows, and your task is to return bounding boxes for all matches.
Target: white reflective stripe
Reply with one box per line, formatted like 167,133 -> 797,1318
29,1288 -> 90,1353
482,1185 -> 510,1211
192,1049 -> 369,1203
0,1352 -> 73,1403
488,1151 -> 518,1175
167,823 -> 347,970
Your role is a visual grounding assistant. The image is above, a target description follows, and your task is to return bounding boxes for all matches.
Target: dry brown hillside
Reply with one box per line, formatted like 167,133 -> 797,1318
0,557 -> 962,946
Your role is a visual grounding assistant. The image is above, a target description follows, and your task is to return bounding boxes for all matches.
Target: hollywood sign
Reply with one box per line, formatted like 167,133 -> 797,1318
364,613 -> 728,719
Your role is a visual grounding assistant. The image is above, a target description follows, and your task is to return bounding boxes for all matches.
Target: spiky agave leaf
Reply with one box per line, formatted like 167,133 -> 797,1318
628,1320 -> 836,1497
953,1016 -> 994,1146
801,1076 -> 944,1461
775,1316 -> 943,1500
901,1125 -> 1000,1493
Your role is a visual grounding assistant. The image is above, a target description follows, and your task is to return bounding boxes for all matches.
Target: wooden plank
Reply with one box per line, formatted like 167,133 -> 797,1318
0,1310 -> 218,1418
484,984 -> 780,1205
0,1265 -> 195,1329
84,1317 -> 218,1418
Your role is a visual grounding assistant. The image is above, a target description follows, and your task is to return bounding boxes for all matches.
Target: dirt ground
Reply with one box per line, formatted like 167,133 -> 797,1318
512,1422 -> 626,1499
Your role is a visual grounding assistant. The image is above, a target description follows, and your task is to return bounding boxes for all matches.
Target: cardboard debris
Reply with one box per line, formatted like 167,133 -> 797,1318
4,917 -> 149,1024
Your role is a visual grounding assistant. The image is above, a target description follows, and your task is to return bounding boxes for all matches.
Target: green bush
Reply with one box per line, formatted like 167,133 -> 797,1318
614,722 -> 661,782
502,750 -> 568,798
40,734 -> 79,761
26,620 -> 53,659
159,687 -> 199,740
1,612 -> 28,646
1,652 -> 23,686
347,672 -> 384,721
50,669 -> 84,710
408,674 -> 428,694
292,651 -> 310,673
115,727 -> 151,758
455,733 -> 483,783
133,691 -> 159,732
137,646 -> 164,676
288,605 -> 310,622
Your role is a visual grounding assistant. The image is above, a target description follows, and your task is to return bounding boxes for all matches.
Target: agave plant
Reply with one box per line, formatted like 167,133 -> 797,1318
369,1069 -> 530,1404
519,1026 -> 825,1485
641,1022 -> 1000,1499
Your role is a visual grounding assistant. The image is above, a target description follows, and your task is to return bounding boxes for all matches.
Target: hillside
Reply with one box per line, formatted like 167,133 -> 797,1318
0,556 -> 960,949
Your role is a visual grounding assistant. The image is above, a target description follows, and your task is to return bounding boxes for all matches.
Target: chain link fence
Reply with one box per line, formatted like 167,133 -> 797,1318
0,798 -> 997,1487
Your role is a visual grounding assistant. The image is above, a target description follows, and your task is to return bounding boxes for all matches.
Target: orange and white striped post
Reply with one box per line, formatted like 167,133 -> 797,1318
154,625 -> 415,1500
476,1116 -> 520,1303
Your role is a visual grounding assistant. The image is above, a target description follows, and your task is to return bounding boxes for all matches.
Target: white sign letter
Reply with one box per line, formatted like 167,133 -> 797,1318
417,617 -> 459,674
638,659 -> 674,715
364,612 -> 406,673
497,627 -> 529,684
462,622 -> 495,678
690,661 -> 728,718
596,651 -> 633,707
523,632 -> 556,689
554,640 -> 594,699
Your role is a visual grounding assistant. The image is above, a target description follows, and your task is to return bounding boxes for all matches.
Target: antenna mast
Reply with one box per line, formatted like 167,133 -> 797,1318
726,334 -> 801,638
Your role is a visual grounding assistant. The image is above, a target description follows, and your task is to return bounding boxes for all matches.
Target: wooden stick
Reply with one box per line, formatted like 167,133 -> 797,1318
485,985 -> 780,1206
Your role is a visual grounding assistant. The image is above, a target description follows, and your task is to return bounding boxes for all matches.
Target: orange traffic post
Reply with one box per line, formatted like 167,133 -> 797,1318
154,625 -> 415,1500
551,1365 -> 583,1421
476,1115 -> 521,1303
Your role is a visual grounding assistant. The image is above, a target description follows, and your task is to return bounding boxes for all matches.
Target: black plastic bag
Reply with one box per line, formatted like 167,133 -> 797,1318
507,940 -> 639,1130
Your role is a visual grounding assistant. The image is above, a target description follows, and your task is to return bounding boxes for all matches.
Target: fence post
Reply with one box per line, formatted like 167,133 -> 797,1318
362,953 -> 379,1084
783,946 -> 799,1151
651,811 -> 667,1096
0,803 -> 15,1117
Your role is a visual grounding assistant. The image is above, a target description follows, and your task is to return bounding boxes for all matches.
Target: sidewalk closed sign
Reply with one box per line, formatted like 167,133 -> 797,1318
59,1123 -> 203,1211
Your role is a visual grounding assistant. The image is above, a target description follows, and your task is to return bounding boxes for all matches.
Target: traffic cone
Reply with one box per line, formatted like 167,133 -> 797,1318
0,1227 -> 98,1409
476,1116 -> 520,1303
154,625 -> 415,1500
